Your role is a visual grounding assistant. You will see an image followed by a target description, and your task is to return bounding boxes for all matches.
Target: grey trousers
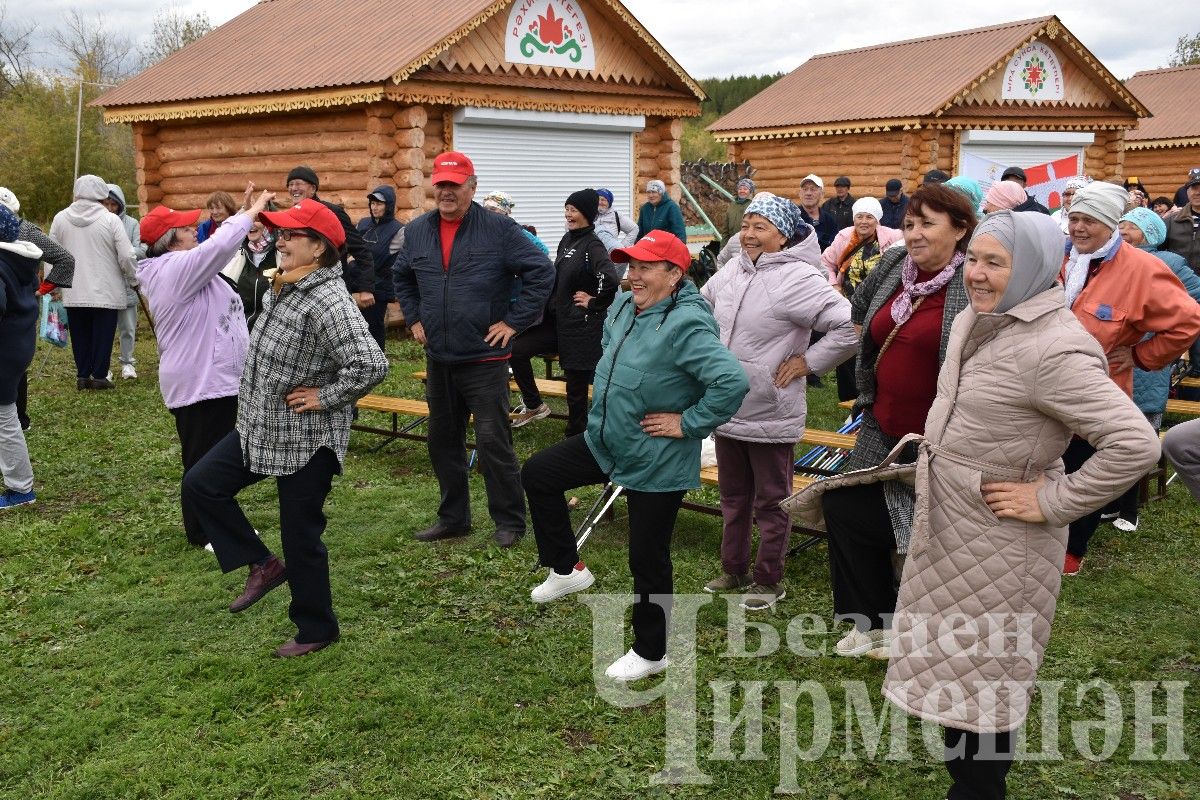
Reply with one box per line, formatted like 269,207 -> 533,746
1163,418 -> 1200,502
117,290 -> 138,366
0,403 -> 33,493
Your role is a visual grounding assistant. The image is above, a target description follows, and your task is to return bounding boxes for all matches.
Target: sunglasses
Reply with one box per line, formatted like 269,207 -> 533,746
275,229 -> 315,242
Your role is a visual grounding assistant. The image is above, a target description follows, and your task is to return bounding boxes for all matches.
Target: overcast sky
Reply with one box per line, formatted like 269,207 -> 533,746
16,0 -> 1200,81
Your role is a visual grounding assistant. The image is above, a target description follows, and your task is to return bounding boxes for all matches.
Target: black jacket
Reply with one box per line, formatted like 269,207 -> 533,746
822,195 -> 856,233
801,206 -> 838,251
1013,194 -> 1050,215
314,194 -> 375,294
231,244 -> 278,332
394,202 -> 554,364
355,185 -> 402,302
549,227 -> 619,371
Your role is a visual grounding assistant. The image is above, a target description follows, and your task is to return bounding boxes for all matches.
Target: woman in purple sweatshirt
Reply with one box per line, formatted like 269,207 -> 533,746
137,188 -> 275,548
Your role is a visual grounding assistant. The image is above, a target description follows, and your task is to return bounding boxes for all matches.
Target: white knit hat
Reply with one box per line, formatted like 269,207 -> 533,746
852,196 -> 883,222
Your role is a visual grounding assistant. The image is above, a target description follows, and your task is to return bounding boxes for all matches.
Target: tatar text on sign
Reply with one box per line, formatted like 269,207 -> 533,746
1001,41 -> 1065,102
505,0 -> 596,71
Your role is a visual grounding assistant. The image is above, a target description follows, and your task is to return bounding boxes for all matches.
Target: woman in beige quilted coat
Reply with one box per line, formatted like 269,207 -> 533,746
881,211 -> 1160,798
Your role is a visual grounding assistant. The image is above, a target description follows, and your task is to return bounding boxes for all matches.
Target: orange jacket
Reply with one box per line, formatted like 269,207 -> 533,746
1063,241 -> 1200,396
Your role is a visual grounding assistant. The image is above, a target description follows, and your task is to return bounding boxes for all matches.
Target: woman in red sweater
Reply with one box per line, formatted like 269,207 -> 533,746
820,184 -> 978,658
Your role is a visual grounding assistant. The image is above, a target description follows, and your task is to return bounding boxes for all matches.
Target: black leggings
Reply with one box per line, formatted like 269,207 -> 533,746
944,727 -> 1014,799
823,482 -> 898,631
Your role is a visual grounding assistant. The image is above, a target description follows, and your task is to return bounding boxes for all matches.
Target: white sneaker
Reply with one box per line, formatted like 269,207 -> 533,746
531,564 -> 595,603
1113,516 -> 1138,532
121,364 -> 137,379
106,371 -> 113,382
204,543 -> 214,553
605,648 -> 668,681
834,627 -> 894,659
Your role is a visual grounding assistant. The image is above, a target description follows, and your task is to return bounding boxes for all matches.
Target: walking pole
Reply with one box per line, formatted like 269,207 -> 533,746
576,483 -> 624,552
137,290 -> 157,338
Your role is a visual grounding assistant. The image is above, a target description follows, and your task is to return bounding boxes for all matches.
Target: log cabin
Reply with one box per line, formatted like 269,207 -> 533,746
707,16 -> 1149,207
95,0 -> 703,247
1123,65 -> 1200,203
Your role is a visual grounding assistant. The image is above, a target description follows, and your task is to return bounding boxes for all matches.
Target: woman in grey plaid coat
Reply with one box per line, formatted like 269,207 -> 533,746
183,200 -> 388,658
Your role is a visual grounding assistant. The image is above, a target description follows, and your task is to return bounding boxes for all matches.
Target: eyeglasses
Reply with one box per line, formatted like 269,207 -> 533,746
275,229 -> 315,242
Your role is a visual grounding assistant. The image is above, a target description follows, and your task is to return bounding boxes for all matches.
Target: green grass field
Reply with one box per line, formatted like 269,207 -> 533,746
2,325 -> 1198,799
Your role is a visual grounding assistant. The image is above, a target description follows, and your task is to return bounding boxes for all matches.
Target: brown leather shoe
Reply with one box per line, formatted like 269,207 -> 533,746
274,637 -> 337,658
229,556 -> 286,613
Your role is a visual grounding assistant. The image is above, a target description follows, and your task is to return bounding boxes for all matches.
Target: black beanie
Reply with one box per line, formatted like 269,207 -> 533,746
566,188 -> 600,224
287,165 -> 320,190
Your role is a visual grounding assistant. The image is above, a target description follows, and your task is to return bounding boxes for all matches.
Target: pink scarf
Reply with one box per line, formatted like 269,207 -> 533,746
247,234 -> 272,255
891,250 -> 964,325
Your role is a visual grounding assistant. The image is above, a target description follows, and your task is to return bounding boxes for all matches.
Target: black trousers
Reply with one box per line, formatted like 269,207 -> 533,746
1064,438 -> 1104,557
16,371 -> 28,429
511,321 -> 594,436
362,298 -> 387,352
522,434 -> 685,661
171,395 -> 239,545
67,307 -> 118,380
823,482 -> 898,631
182,430 -> 340,643
835,358 -> 858,403
944,727 -> 1014,800
425,357 -> 526,534
511,320 -> 557,407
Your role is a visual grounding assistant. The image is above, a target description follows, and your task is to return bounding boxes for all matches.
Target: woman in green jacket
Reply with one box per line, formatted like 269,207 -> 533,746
523,229 -> 748,682
636,180 -> 687,244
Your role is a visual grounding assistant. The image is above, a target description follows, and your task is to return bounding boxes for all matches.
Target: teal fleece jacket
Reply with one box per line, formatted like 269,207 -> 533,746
584,281 -> 748,492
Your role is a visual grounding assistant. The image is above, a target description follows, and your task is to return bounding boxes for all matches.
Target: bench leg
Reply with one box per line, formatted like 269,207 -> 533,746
787,536 -> 825,557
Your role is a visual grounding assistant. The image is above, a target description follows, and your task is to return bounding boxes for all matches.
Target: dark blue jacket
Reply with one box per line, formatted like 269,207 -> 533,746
801,206 -> 838,251
880,194 -> 908,230
394,202 -> 554,364
0,246 -> 40,404
356,185 -> 402,302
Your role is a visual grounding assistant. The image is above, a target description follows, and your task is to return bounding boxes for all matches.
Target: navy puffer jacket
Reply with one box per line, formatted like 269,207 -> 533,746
394,202 -> 554,363
356,185 -> 402,301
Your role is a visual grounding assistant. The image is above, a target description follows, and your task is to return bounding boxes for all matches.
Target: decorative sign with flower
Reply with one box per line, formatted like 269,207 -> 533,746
1001,41 -> 1064,101
505,0 -> 596,71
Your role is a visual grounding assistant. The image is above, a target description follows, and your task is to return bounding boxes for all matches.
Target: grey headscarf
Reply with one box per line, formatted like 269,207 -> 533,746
970,210 -> 1064,314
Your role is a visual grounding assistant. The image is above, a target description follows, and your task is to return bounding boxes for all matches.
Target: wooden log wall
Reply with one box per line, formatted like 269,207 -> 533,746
1124,144 -> 1200,200
729,130 -> 915,201
635,116 -> 682,205
419,106 -> 450,218
143,108 -> 376,214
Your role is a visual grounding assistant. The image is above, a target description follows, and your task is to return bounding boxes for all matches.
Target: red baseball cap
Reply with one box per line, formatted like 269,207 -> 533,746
140,206 -> 202,245
431,151 -> 475,185
259,200 -> 346,248
611,230 -> 691,271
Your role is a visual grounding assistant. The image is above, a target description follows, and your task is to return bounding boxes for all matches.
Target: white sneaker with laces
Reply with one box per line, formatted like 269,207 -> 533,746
605,648 -> 668,681
121,364 -> 137,379
834,627 -> 894,658
531,564 -> 594,603
1113,516 -> 1138,532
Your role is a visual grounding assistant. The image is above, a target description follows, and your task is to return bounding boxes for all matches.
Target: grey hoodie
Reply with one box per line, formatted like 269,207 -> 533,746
106,184 -> 147,260
48,175 -> 138,309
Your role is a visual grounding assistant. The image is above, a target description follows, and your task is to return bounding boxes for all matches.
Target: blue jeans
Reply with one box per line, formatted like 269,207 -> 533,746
424,357 -> 525,534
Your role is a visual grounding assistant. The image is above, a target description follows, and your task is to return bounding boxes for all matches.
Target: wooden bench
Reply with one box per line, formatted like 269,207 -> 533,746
353,394 -> 476,453
1180,376 -> 1200,389
1166,399 -> 1200,417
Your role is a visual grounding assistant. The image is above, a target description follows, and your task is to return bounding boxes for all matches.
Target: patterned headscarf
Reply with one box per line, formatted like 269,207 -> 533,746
0,204 -> 20,243
736,177 -> 756,195
1063,175 -> 1093,194
483,191 -> 516,215
744,192 -> 803,239
646,179 -> 666,195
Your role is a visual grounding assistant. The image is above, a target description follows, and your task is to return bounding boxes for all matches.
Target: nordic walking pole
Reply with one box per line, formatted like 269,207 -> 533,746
137,290 -> 157,338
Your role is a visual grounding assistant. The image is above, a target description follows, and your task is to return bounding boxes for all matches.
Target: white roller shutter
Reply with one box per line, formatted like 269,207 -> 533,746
452,107 -> 642,249
958,129 -> 1093,170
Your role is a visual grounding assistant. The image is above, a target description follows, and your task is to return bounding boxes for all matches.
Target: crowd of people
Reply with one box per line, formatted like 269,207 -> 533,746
4,151 -> 1200,797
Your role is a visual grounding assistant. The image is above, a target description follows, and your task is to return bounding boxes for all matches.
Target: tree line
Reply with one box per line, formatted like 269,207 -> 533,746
0,5 -> 211,223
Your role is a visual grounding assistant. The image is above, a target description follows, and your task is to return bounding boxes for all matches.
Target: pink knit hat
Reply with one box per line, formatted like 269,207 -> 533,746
984,180 -> 1028,211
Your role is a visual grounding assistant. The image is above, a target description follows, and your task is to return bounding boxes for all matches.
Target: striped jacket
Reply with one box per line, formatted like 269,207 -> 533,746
237,265 -> 388,476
